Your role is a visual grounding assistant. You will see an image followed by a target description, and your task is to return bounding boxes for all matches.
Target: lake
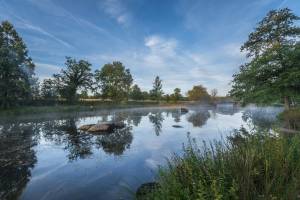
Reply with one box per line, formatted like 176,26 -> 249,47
0,105 -> 283,200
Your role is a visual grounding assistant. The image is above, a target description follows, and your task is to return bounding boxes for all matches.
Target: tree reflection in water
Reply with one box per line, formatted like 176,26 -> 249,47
149,111 -> 164,136
0,123 -> 38,200
242,107 -> 281,131
41,116 -> 135,160
171,110 -> 181,123
95,125 -> 133,156
41,118 -> 93,161
187,110 -> 210,127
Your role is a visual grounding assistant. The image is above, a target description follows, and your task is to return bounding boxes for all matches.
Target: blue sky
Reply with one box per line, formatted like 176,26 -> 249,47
0,0 -> 299,95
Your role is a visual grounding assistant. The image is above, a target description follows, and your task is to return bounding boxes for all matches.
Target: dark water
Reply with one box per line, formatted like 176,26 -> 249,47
0,105 -> 283,200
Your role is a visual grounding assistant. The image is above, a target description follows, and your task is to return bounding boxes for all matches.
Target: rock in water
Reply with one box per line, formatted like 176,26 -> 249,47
136,182 -> 159,199
180,107 -> 189,113
79,122 -> 126,133
78,124 -> 95,131
87,124 -> 111,132
172,125 -> 183,128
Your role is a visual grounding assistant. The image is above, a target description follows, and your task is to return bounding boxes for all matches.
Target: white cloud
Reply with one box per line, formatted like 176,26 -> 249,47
101,0 -> 131,26
35,63 -> 61,80
85,35 -> 242,95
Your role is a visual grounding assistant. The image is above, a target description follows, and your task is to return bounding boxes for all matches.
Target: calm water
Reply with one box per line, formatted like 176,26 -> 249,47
0,105 -> 283,200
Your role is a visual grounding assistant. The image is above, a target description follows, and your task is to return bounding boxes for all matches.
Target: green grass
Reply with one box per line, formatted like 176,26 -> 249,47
0,100 -> 185,116
144,128 -> 300,200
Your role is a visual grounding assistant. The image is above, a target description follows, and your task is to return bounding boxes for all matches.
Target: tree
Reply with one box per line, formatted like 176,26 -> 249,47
170,88 -> 182,102
187,85 -> 210,102
95,61 -> 133,102
130,84 -> 143,100
53,57 -> 93,103
79,90 -> 89,99
210,88 -> 218,103
0,21 -> 36,108
141,91 -> 150,100
211,89 -> 218,98
41,78 -> 58,100
229,8 -> 300,109
150,76 -> 163,102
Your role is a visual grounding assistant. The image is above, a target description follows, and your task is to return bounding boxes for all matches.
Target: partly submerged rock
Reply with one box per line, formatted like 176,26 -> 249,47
172,125 -> 183,128
78,124 -> 95,131
136,182 -> 160,199
87,123 -> 112,132
180,107 -> 189,114
79,122 -> 126,133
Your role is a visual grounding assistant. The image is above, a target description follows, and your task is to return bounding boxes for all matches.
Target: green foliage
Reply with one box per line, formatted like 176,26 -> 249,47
150,76 -> 163,102
53,57 -> 93,103
0,21 -> 36,108
187,85 -> 210,102
170,88 -> 182,102
146,128 -> 300,199
95,61 -> 133,102
230,8 -> 300,108
41,78 -> 58,100
130,84 -> 143,100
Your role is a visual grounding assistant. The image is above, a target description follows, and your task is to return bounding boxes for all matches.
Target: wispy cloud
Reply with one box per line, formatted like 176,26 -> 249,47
35,62 -> 61,80
100,0 -> 131,26
85,34 -> 242,95
0,0 -> 74,48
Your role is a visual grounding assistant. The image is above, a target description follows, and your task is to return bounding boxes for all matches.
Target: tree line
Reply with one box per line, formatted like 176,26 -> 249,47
0,20 -> 218,108
229,8 -> 300,110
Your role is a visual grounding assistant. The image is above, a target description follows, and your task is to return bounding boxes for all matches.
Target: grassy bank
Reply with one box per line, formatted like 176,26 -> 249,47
143,128 -> 300,200
0,100 -> 186,116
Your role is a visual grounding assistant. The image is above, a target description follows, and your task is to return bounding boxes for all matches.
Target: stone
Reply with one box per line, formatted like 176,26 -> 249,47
136,182 -> 160,199
87,124 -> 111,132
79,122 -> 126,133
172,125 -> 183,128
78,124 -> 95,131
180,107 -> 189,113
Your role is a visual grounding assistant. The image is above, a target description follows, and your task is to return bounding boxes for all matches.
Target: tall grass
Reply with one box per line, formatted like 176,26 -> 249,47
145,128 -> 300,200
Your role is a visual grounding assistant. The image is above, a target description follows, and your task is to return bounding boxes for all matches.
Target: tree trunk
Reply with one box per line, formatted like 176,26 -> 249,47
284,96 -> 290,110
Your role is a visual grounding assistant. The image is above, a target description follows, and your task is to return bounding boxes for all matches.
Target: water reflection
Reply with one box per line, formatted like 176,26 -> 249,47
0,123 -> 38,200
95,125 -> 133,155
149,111 -> 165,136
0,105 -> 284,200
241,106 -> 283,130
187,110 -> 210,127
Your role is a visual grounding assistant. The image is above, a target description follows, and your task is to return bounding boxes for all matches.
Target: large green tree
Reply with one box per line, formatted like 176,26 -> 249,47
150,76 -> 163,102
230,8 -> 300,109
0,21 -> 36,108
53,57 -> 93,103
95,61 -> 133,101
187,85 -> 210,102
130,84 -> 143,100
41,78 -> 58,100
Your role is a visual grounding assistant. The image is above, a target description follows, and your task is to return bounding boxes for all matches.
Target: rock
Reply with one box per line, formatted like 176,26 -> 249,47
172,125 -> 183,128
87,124 -> 112,132
180,107 -> 189,114
136,182 -> 160,199
78,124 -> 95,131
83,122 -> 126,133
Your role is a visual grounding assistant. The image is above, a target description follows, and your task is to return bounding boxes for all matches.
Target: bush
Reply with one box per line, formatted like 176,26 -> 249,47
145,128 -> 300,199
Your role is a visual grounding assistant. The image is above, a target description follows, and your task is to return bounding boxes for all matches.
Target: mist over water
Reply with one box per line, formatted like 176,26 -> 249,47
0,105 -> 283,200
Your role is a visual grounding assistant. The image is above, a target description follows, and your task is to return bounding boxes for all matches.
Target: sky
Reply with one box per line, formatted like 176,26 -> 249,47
0,0 -> 299,95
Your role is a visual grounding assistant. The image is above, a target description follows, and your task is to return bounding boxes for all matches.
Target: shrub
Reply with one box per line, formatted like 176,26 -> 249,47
145,128 -> 300,199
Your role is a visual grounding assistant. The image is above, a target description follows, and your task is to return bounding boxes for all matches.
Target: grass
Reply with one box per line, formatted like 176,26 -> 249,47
0,100 -> 185,116
143,128 -> 300,200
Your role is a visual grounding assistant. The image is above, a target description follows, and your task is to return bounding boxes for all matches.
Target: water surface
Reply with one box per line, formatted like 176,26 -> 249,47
0,105 -> 283,200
